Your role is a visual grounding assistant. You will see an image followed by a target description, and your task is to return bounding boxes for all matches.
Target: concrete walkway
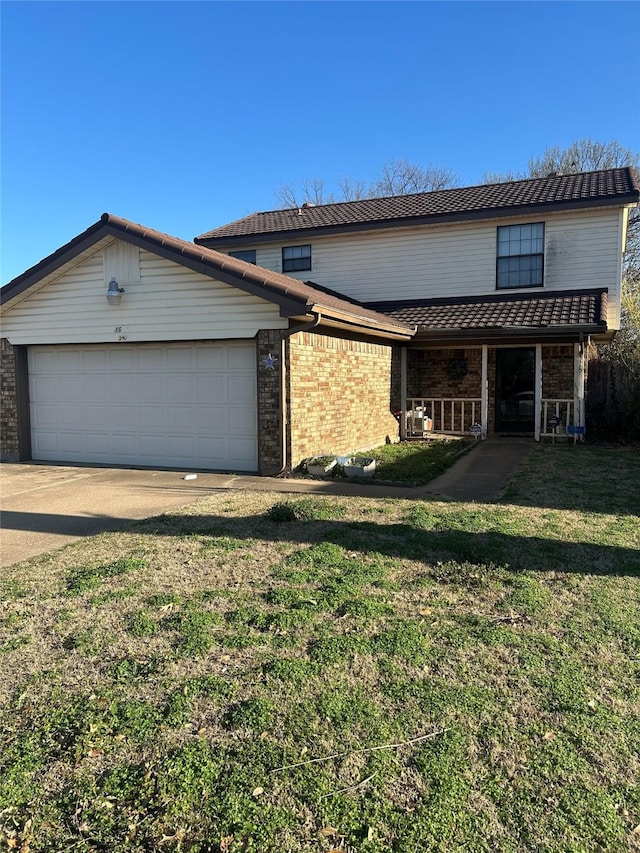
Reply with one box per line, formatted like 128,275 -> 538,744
0,439 -> 534,567
420,437 -> 535,502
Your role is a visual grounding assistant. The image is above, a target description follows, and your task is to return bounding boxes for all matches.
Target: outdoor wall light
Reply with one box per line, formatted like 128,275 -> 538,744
106,277 -> 125,305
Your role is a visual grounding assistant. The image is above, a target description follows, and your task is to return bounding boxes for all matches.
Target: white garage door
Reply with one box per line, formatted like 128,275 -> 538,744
28,342 -> 258,471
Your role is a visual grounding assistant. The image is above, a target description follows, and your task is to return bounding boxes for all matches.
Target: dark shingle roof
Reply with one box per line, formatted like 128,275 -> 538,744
196,168 -> 639,244
366,289 -> 608,332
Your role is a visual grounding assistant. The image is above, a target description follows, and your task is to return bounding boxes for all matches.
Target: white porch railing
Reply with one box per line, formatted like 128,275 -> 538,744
540,398 -> 576,438
406,398 -> 482,437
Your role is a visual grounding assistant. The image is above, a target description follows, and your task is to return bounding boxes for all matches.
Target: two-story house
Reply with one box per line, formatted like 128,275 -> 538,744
1,168 -> 637,474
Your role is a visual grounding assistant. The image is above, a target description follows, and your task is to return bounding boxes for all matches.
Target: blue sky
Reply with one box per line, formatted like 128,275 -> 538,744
2,0 -> 639,284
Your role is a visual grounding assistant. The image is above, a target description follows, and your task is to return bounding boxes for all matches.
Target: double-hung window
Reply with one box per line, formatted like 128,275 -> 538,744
497,223 -> 544,288
229,249 -> 257,264
282,244 -> 311,273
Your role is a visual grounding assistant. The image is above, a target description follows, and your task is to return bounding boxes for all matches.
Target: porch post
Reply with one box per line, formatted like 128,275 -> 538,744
534,344 -> 542,441
400,347 -> 407,440
574,342 -> 585,430
481,345 -> 488,438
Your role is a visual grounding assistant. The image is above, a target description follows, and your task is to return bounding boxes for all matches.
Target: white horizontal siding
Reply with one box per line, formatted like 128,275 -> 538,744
2,244 -> 288,345
224,209 -> 624,315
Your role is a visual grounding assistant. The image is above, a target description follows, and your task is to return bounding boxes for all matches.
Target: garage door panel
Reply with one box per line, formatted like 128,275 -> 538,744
136,348 -> 166,371
28,343 -> 257,471
31,403 -> 57,429
109,433 -> 139,457
58,405 -> 85,429
86,433 -> 111,454
56,351 -> 82,372
59,433 -> 86,454
196,346 -> 228,369
33,431 -> 60,454
229,375 -> 257,403
82,377 -> 107,403
167,407 -> 195,429
167,347 -> 195,370
197,436 -> 230,462
29,350 -> 52,373
84,406 -> 107,428
83,350 -> 108,370
138,375 -> 166,402
110,407 -> 140,429
229,436 -> 259,462
109,348 -> 137,370
228,345 -> 256,370
30,376 -> 62,404
166,374 -> 196,403
228,407 -> 256,435
196,375 -> 225,399
107,375 -> 137,403
195,407 -> 229,432
137,406 -> 165,429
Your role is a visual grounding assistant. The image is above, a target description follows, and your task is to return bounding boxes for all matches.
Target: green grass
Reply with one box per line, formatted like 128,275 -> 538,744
0,445 -> 639,852
369,437 -> 471,484
297,438 -> 471,485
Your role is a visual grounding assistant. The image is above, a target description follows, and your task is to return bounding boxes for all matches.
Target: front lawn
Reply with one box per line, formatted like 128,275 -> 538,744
1,445 -> 639,852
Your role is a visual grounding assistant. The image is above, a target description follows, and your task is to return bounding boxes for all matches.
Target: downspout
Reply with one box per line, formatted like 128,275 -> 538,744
274,312 -> 322,476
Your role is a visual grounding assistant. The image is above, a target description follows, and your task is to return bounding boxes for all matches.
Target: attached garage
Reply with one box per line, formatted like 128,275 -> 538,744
28,341 -> 258,471
0,213 -> 413,474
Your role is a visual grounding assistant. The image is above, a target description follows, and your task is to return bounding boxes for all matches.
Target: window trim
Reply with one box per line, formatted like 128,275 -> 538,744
282,244 -> 312,273
496,222 -> 545,290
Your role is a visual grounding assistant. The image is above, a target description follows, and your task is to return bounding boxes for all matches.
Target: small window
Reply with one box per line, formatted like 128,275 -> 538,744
229,249 -> 257,264
282,244 -> 311,272
497,223 -> 544,288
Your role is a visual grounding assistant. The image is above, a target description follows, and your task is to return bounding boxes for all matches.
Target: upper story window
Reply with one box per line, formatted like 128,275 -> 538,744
497,223 -> 544,288
229,249 -> 257,264
282,244 -> 311,272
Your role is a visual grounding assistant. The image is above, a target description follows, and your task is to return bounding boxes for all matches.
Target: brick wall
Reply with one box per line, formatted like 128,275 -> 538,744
407,348 -> 483,399
288,332 -> 399,466
1,338 -> 19,461
542,345 -> 574,398
256,330 -> 283,475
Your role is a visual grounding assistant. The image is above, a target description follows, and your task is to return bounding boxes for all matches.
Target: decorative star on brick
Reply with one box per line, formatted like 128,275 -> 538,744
262,353 -> 278,370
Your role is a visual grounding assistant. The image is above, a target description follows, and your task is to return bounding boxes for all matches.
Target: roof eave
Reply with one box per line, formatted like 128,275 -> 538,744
305,304 -> 415,340
410,324 -> 607,347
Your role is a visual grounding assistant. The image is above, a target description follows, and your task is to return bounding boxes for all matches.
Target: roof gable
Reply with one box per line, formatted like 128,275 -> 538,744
0,214 -> 414,339
196,168 -> 640,245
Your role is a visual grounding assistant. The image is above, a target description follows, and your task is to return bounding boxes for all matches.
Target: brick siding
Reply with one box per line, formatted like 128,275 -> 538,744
256,330 -> 284,475
407,348 -> 482,399
542,345 -> 574,399
288,332 -> 400,466
1,339 -> 19,461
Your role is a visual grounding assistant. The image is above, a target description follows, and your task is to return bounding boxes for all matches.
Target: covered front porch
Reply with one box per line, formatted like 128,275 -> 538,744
399,342 -> 587,441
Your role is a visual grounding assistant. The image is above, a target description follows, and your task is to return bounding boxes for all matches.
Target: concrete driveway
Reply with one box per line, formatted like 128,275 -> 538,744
0,462 -> 423,567
0,463 -> 260,567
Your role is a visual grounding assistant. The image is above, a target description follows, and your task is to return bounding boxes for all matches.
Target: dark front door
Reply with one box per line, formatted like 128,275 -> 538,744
495,347 -> 535,433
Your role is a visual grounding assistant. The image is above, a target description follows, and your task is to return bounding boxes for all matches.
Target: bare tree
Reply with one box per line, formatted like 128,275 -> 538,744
275,158 -> 458,209
337,175 -> 370,202
369,159 -> 458,197
481,169 -> 523,184
275,178 -> 336,209
527,138 -> 638,177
